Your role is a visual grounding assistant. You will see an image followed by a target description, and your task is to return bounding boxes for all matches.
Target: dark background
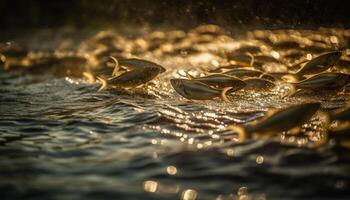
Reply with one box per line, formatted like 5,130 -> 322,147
0,0 -> 349,30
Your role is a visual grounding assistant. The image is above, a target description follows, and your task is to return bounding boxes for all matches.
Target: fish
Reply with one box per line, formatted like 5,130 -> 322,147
274,40 -> 301,50
229,102 -> 321,141
254,55 -> 280,64
243,78 -> 275,90
185,73 -> 246,90
330,105 -> 350,121
111,57 -> 166,76
223,68 -> 276,81
223,68 -> 264,79
285,72 -> 350,96
294,51 -> 342,78
226,53 -> 254,67
235,45 -> 261,54
208,64 -> 241,73
170,79 -> 232,102
97,66 -> 163,91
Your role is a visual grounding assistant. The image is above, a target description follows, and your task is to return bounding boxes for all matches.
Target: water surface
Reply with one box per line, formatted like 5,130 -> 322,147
1,26 -> 350,200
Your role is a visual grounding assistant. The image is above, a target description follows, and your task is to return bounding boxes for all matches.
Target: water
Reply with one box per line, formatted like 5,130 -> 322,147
1,26 -> 350,200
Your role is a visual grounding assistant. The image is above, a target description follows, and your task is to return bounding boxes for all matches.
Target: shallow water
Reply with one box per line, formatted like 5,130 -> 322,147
1,26 -> 350,200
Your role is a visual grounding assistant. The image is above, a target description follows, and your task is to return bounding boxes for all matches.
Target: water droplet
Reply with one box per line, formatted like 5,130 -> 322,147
330,36 -> 338,44
167,165 -> 177,175
227,149 -> 234,156
256,155 -> 264,164
181,189 -> 197,200
238,186 -> 248,196
143,180 -> 158,193
151,139 -> 157,144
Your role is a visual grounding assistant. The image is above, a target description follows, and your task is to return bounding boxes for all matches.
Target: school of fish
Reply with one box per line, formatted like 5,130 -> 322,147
1,25 -> 350,149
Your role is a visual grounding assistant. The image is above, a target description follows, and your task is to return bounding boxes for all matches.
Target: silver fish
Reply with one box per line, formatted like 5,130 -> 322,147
111,57 -> 166,76
293,72 -> 350,90
223,68 -> 276,81
230,102 -> 321,141
235,45 -> 261,54
0,42 -> 11,63
284,73 -> 350,97
294,51 -> 342,78
170,79 -> 232,102
186,73 -> 246,90
244,78 -> 275,90
223,68 -> 264,78
98,66 -> 162,91
227,53 -> 254,67
208,64 -> 241,73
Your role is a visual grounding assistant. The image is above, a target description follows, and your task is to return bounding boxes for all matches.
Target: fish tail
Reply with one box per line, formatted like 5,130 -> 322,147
82,71 -> 95,83
221,87 -> 233,102
97,76 -> 108,92
229,125 -> 249,142
247,52 -> 255,66
110,56 -> 120,76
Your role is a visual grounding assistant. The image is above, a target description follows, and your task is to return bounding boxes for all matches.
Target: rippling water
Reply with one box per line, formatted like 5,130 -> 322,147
1,26 -> 350,200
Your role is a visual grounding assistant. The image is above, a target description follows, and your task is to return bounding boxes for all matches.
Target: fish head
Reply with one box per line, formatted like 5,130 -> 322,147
235,78 -> 247,89
170,78 -> 185,90
143,66 -> 163,77
170,79 -> 188,97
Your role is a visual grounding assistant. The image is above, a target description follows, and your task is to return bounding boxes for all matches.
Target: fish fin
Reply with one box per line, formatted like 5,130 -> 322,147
229,125 -> 248,142
247,52 -> 255,66
221,87 -> 233,102
110,56 -> 120,76
185,72 -> 195,80
82,71 -> 95,83
97,76 -> 108,92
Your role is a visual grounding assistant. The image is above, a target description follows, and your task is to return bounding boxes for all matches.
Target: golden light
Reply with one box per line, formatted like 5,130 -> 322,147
256,155 -> 264,164
143,180 -> 158,193
166,165 -> 177,175
181,189 -> 198,200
